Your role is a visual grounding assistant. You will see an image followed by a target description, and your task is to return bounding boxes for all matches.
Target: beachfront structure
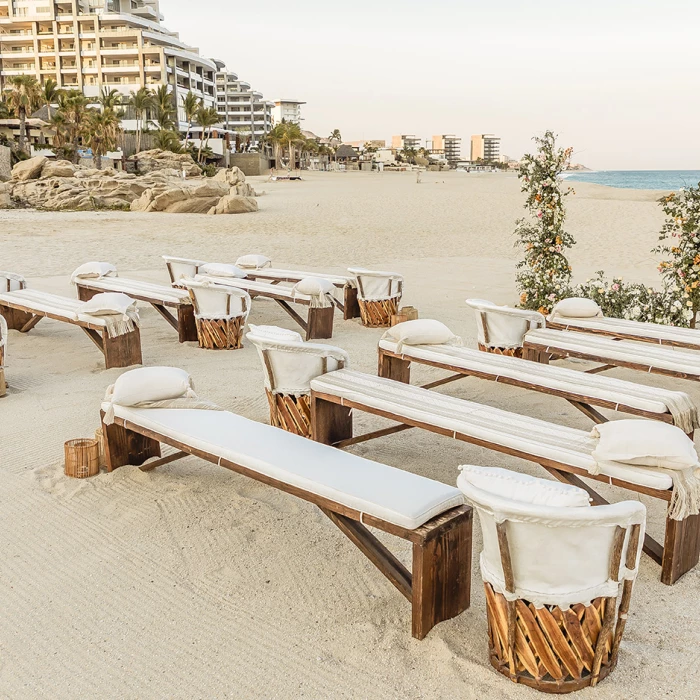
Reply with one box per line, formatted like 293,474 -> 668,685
391,134 -> 421,151
271,99 -> 304,125
470,134 -> 500,162
0,0 -> 217,130
430,134 -> 461,163
214,60 -> 272,146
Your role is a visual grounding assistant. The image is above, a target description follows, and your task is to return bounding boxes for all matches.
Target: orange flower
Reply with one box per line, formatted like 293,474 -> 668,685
694,254 -> 700,265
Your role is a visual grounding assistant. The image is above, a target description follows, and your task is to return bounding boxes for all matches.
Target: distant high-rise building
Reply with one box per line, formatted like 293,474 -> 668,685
213,61 -> 272,145
271,99 -> 305,125
430,134 -> 461,163
470,134 -> 500,162
391,134 -> 421,151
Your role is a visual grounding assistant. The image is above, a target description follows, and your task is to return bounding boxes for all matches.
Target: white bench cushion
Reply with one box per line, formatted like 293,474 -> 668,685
107,404 -> 464,530
378,339 -> 697,428
311,369 -> 674,491
78,276 -> 190,305
197,275 -> 316,304
0,289 -> 112,327
249,268 -> 354,287
526,328 -> 700,377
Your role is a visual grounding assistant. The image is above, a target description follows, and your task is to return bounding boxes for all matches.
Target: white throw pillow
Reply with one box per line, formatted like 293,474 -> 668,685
235,254 -> 271,270
71,262 -> 117,282
81,292 -> 136,316
200,263 -> 248,279
112,367 -> 192,406
592,420 -> 699,469
247,324 -> 303,343
552,297 -> 602,318
458,465 -> 591,507
382,319 -> 461,347
292,276 -> 335,297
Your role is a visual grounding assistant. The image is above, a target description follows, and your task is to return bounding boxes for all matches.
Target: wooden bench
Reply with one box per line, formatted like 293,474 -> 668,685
75,276 -> 197,343
0,288 -> 142,369
309,368 -> 700,586
101,403 -> 472,639
196,274 -> 336,340
377,339 -> 698,436
243,267 -> 361,320
523,328 -> 700,382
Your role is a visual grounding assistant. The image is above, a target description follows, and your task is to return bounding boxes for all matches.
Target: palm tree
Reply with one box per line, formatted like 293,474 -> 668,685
153,129 -> 183,153
82,107 -> 121,170
151,85 -> 176,130
0,97 -> 9,119
58,90 -> 91,163
98,87 -> 121,111
262,124 -> 285,169
48,111 -> 68,149
4,75 -> 41,153
127,87 -> 152,154
328,128 -> 342,145
41,78 -> 59,121
181,91 -> 199,148
283,121 -> 304,170
195,103 -> 220,163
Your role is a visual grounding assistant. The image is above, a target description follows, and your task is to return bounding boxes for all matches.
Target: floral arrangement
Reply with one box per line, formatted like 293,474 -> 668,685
653,184 -> 700,327
514,130 -> 575,314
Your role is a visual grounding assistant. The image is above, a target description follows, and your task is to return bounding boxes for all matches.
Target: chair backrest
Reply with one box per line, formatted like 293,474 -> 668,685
184,279 -> 250,319
163,256 -> 205,285
247,330 -> 350,395
348,268 -> 403,301
0,314 -> 7,359
458,475 -> 645,608
0,271 -> 27,293
466,299 -> 545,349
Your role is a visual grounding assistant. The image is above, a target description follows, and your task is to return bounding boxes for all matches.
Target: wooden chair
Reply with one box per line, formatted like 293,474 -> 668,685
247,327 -> 349,437
458,469 -> 645,693
184,279 -> 251,350
99,377 -> 472,640
309,368 -> 700,585
348,268 -> 403,328
162,255 -> 205,289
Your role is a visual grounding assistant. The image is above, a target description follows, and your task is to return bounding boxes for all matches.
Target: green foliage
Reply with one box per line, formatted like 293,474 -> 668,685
514,130 -> 575,313
152,129 -> 182,153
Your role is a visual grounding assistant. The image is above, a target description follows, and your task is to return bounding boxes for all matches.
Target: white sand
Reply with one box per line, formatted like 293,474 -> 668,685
1,171 -> 698,699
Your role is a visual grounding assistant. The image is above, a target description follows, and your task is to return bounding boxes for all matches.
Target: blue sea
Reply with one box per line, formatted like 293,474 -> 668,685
562,170 -> 700,191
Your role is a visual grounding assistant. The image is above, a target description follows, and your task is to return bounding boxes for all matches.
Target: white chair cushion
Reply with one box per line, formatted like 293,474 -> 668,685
111,367 -> 192,406
247,325 -> 303,343
458,465 -> 590,507
200,263 -> 247,279
71,262 -> 117,282
592,420 -> 699,469
552,297 -> 603,319
106,405 -> 465,530
81,292 -> 136,316
382,319 -> 461,348
236,254 -> 272,269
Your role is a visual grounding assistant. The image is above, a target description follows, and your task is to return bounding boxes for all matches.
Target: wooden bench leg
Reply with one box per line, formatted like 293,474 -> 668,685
343,286 -> 361,320
101,414 -> 161,471
76,285 -> 99,302
307,306 -> 334,340
661,513 -> 700,585
1,305 -> 36,331
178,304 -> 199,343
412,509 -> 472,639
522,346 -> 548,363
311,395 -> 353,445
378,349 -> 411,383
102,327 -> 143,369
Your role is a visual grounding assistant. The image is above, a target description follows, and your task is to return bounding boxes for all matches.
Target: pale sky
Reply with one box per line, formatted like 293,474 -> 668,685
163,0 -> 699,170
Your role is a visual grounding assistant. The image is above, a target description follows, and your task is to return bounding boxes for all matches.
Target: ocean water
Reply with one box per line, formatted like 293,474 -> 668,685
562,170 -> 700,191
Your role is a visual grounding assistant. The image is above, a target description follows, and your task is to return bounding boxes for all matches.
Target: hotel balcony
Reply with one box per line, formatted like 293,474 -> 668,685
102,64 -> 140,72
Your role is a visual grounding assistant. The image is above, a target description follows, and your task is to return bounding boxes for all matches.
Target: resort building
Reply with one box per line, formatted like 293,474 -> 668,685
470,134 -> 500,162
391,134 -> 421,151
0,0 -> 217,130
430,134 -> 461,163
271,99 -> 304,125
214,60 -> 272,147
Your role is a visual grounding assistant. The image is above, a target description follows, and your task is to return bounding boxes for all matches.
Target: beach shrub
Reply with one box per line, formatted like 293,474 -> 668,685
514,130 -> 575,314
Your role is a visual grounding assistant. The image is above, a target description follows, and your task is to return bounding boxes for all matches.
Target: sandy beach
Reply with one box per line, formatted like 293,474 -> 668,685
1,171 -> 698,699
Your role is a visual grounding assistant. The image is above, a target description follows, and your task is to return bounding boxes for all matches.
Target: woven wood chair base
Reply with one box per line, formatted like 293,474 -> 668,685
484,583 -> 616,693
266,390 -> 312,438
358,297 -> 400,328
478,343 -> 523,358
195,317 -> 244,350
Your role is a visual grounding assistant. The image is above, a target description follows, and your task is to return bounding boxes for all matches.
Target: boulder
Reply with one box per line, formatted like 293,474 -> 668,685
12,156 -> 48,181
41,160 -> 76,179
213,166 -> 246,187
134,149 -> 201,178
0,191 -> 14,209
212,194 -> 258,215
149,187 -> 189,212
130,189 -> 155,212
189,181 -> 230,198
164,197 -> 221,214
234,182 -> 257,197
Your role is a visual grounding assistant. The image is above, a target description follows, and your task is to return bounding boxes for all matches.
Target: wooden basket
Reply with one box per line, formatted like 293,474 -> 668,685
484,583 -> 617,693
195,316 -> 244,350
478,342 -> 523,358
358,296 -> 400,328
390,305 -> 419,327
266,389 -> 311,438
64,438 -> 100,479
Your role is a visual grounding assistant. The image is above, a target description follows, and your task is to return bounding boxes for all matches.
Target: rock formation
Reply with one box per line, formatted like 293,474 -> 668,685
1,153 -> 259,214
